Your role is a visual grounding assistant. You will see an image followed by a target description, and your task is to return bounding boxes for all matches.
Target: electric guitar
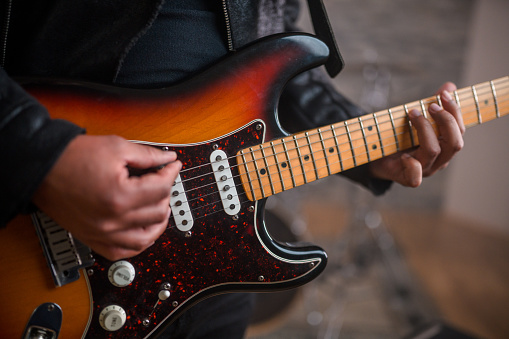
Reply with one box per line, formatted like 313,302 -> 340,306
0,33 -> 507,339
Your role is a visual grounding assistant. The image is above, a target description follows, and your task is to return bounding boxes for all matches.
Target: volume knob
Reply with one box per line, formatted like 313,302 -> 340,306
99,305 -> 126,331
108,260 -> 135,287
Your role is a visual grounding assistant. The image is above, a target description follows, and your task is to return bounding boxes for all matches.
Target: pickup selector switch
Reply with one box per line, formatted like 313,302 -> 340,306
99,305 -> 126,331
108,260 -> 135,287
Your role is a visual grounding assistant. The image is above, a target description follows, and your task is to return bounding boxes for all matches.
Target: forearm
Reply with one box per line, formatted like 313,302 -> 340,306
0,68 -> 84,226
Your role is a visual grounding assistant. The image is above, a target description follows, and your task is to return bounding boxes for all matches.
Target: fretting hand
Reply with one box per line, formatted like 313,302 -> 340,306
369,82 -> 465,187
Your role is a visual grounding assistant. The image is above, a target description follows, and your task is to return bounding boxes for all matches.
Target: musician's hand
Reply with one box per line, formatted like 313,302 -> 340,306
368,82 -> 465,187
32,135 -> 182,261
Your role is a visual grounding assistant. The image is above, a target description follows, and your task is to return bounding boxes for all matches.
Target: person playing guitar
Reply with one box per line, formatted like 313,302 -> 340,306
0,1 -> 470,338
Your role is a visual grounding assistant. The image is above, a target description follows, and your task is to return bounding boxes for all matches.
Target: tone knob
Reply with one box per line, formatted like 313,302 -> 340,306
98,305 -> 126,331
108,260 -> 135,287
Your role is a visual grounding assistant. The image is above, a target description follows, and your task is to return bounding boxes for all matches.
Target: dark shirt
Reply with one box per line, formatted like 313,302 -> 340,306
115,0 -> 228,87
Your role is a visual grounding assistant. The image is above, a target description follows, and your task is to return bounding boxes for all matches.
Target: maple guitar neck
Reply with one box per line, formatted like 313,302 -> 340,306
238,76 -> 509,201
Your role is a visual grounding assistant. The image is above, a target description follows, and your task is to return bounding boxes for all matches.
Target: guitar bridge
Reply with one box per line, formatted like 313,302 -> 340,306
32,211 -> 95,287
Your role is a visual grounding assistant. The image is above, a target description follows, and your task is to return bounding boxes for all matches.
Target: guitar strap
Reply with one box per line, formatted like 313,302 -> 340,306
305,0 -> 345,77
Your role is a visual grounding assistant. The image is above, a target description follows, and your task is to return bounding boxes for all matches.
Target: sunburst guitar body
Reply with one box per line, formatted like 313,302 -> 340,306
1,33 -> 507,338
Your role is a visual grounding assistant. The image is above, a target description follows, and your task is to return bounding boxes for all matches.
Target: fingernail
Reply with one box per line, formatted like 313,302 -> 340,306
442,90 -> 453,102
408,109 -> 421,118
429,103 -> 441,113
165,151 -> 178,160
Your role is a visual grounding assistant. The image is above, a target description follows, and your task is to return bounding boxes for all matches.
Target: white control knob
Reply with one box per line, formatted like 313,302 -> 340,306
158,289 -> 171,300
99,305 -> 126,331
108,260 -> 135,287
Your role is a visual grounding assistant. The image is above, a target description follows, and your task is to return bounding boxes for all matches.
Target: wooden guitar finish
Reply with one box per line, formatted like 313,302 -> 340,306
1,32 -> 507,338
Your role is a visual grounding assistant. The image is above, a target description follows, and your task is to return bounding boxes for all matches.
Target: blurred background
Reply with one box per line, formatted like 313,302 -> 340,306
246,0 -> 509,338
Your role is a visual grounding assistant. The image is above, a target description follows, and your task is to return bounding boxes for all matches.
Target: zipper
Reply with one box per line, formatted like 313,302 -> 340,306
221,0 -> 234,52
1,0 -> 13,68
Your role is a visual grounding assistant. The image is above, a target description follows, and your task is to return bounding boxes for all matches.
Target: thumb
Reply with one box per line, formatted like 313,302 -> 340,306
400,153 -> 422,188
124,142 -> 178,170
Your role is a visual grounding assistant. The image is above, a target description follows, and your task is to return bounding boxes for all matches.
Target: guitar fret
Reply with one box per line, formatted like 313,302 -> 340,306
293,135 -> 308,184
344,121 -> 356,167
330,125 -> 344,172
317,128 -> 332,176
373,113 -> 385,157
454,90 -> 461,109
270,141 -> 286,192
240,150 -> 257,201
471,85 -> 482,124
259,145 -> 276,195
388,108 -> 400,152
490,80 -> 500,118
419,99 -> 428,119
436,94 -> 443,108
305,132 -> 320,180
250,147 -> 266,198
282,139 -> 297,188
403,104 -> 416,147
234,76 -> 508,204
358,117 -> 370,162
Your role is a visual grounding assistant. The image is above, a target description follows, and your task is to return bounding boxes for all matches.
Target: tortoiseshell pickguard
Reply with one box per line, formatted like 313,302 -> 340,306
84,121 -> 326,338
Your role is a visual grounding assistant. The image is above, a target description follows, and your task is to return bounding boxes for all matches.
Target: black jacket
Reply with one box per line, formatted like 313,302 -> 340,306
0,0 -> 390,227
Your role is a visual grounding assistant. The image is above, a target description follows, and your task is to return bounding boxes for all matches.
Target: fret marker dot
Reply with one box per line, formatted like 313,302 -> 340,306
368,126 -> 373,131
304,155 -> 310,161
260,168 -> 267,175
281,162 -> 288,168
329,147 -> 334,153
372,144 -> 377,150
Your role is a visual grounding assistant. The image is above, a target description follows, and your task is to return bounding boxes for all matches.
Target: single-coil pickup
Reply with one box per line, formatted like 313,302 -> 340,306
210,150 -> 241,216
170,173 -> 193,232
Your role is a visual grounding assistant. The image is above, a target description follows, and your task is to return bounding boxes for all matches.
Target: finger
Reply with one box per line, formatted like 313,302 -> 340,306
400,153 -> 422,187
408,109 -> 441,174
91,243 -> 152,261
427,103 -> 464,173
124,142 -> 178,169
122,197 -> 171,229
440,89 -> 465,134
435,81 -> 456,95
101,221 -> 168,257
125,160 -> 182,209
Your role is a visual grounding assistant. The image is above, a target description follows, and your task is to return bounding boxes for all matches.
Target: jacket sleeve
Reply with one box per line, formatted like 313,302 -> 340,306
0,68 -> 84,227
278,0 -> 392,195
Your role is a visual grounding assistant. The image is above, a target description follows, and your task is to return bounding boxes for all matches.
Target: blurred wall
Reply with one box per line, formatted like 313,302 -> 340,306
444,0 -> 509,232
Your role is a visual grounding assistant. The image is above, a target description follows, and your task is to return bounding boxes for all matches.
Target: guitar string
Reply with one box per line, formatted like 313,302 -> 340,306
169,101 -> 509,230
176,81 -> 508,188
167,108 -> 470,230
166,92 -> 508,230
172,84 -> 508,207
167,136 -> 401,230
175,84 -> 508,198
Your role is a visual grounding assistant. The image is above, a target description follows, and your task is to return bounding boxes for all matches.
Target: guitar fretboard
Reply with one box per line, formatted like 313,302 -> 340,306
237,76 -> 509,201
